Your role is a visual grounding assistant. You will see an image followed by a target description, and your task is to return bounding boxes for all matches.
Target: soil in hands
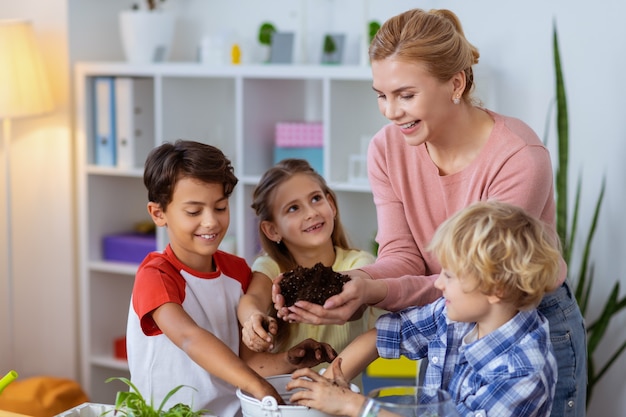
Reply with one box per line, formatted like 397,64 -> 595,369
279,262 -> 350,307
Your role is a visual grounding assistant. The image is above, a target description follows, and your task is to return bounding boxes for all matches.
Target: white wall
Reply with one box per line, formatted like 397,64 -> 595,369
0,0 -> 77,381
1,0 -> 624,414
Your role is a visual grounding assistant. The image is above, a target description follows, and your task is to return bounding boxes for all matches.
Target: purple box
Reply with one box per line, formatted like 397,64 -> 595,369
103,233 -> 156,264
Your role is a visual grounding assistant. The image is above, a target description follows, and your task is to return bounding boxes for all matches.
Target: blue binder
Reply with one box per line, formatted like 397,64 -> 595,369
92,77 -> 116,166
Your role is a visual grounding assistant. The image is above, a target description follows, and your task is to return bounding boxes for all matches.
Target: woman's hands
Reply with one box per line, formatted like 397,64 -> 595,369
273,270 -> 387,325
286,358 -> 366,417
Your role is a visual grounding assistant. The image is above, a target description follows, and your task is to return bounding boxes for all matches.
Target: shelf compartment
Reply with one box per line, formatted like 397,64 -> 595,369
88,271 -> 134,359
161,76 -> 236,159
89,260 -> 140,275
86,175 -> 150,263
241,78 -> 323,178
335,190 -> 379,257
88,364 -> 130,405
91,355 -> 129,371
327,79 -> 387,183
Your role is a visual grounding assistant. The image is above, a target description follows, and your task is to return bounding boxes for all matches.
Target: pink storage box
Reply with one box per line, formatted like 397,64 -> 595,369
275,122 -> 323,147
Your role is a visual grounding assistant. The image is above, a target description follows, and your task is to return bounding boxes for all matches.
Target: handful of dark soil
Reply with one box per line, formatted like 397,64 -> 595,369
280,262 -> 351,307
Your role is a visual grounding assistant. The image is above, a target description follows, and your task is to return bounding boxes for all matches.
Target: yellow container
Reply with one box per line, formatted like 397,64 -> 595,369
366,356 -> 419,378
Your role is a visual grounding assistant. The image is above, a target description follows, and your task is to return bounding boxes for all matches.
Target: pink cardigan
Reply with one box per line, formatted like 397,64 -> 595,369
360,109 -> 566,311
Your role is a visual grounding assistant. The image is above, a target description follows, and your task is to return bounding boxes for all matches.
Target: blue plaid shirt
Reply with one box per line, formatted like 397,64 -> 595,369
376,298 -> 557,417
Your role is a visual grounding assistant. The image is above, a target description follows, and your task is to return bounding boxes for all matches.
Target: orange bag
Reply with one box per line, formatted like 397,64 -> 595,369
0,376 -> 89,417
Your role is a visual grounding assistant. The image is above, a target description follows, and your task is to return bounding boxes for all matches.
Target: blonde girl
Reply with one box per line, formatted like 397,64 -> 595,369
237,158 -> 377,385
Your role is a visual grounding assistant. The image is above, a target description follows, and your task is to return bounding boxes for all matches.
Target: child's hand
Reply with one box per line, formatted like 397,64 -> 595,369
286,359 -> 365,417
287,338 -> 337,368
242,312 -> 277,352
271,277 -> 290,321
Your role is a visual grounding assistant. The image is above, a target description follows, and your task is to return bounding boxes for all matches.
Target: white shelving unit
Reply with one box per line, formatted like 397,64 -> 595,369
75,62 -> 387,403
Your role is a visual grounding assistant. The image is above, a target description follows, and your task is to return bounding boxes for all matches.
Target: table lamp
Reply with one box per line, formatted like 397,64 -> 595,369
0,19 -> 54,363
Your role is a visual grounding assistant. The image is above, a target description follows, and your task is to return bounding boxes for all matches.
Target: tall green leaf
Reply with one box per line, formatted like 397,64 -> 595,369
553,23 -> 568,253
551,21 -> 626,408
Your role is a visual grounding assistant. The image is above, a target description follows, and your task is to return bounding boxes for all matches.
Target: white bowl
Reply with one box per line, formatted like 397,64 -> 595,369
237,374 -> 359,417
55,403 -> 114,417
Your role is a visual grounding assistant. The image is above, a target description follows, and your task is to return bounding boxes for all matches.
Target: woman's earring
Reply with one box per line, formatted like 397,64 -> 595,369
276,239 -> 281,245
453,96 -> 461,105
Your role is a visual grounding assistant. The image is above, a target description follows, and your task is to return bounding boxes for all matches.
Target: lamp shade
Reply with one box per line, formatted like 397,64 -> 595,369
0,19 -> 54,119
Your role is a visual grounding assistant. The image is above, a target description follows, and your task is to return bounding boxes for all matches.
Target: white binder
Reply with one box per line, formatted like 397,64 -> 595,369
114,77 -> 155,169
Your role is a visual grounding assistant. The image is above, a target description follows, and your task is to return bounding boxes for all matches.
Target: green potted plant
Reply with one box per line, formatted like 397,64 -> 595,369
104,377 -> 209,417
322,34 -> 337,63
549,22 -> 626,407
368,20 -> 381,45
258,22 -> 277,48
321,34 -> 345,65
323,35 -> 336,56
258,22 -> 276,63
258,22 -> 295,64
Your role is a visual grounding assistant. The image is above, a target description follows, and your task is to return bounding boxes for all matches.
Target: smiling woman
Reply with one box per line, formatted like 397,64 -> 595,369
270,8 -> 587,417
